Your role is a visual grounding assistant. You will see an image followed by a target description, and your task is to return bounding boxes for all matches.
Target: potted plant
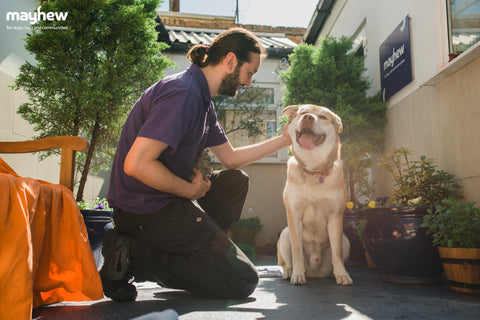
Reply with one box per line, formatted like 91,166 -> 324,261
421,198 -> 480,294
362,147 -> 462,284
230,216 -> 263,260
343,202 -> 367,266
343,199 -> 384,267
78,198 -> 113,269
230,216 -> 263,245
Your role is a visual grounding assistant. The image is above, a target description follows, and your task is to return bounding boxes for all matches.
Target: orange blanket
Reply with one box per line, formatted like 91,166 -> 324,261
0,157 -> 103,320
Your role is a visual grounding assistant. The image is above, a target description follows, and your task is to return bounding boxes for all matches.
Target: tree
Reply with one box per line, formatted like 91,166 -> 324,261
280,37 -> 388,204
13,0 -> 173,200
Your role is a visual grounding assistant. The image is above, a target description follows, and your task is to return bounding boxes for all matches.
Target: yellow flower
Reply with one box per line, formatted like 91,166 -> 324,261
346,201 -> 354,209
368,201 -> 376,208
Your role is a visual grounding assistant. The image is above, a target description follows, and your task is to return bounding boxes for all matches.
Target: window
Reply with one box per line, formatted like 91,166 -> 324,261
213,85 -> 278,147
351,19 -> 367,57
233,87 -> 274,105
447,0 -> 480,59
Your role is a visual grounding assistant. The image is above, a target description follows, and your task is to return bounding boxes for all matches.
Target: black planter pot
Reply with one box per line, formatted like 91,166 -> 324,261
343,209 -> 367,267
363,206 -> 443,284
81,209 -> 113,269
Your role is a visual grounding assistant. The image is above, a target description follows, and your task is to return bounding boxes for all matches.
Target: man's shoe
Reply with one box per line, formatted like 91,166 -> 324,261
100,268 -> 137,302
100,229 -> 137,302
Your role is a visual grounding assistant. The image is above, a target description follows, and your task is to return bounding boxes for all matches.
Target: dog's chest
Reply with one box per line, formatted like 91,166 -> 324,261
300,202 -> 330,243
287,171 -> 342,203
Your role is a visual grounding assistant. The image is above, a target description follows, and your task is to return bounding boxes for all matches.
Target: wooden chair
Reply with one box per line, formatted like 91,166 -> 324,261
0,136 -> 88,191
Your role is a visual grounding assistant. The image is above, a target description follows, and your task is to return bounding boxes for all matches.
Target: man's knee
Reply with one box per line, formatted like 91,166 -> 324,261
203,266 -> 259,299
217,169 -> 249,186
232,269 -> 259,298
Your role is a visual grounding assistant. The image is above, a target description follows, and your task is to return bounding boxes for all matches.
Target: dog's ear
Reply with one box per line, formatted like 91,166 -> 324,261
281,105 -> 299,120
329,110 -> 343,134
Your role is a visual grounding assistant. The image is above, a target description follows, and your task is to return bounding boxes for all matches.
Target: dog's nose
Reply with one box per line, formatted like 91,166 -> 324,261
302,114 -> 315,122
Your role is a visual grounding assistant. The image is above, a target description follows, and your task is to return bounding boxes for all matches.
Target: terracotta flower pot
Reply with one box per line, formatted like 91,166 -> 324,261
230,227 -> 258,261
230,227 -> 257,246
438,247 -> 480,294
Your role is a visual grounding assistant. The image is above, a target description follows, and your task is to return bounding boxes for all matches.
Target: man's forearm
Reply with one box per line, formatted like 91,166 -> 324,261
211,134 -> 290,169
126,159 -> 195,198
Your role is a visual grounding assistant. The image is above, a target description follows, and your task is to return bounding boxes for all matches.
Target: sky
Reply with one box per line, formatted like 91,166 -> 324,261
158,0 -> 319,28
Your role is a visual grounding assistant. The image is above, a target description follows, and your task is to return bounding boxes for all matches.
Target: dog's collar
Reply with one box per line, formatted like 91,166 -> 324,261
303,167 -> 330,183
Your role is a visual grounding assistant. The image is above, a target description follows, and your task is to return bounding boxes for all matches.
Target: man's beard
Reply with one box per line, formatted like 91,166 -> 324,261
218,66 -> 241,97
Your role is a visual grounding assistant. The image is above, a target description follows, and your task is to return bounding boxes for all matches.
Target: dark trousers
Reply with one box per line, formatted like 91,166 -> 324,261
111,169 -> 259,298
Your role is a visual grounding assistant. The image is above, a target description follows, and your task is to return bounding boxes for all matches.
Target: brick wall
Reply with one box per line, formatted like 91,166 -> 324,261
159,12 -> 306,44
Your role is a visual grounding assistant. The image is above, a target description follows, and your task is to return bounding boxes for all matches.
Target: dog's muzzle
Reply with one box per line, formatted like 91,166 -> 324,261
296,127 -> 326,150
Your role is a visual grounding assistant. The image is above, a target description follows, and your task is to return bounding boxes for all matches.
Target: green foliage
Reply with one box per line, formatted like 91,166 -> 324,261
355,218 -> 366,242
280,38 -> 388,203
12,0 -> 173,200
231,216 -> 263,232
77,200 -> 89,210
77,197 -> 111,210
421,198 -> 480,248
378,147 -> 462,206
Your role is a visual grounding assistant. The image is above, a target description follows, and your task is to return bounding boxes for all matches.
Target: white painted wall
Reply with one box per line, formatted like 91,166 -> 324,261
314,0 -> 480,203
318,0 -> 449,102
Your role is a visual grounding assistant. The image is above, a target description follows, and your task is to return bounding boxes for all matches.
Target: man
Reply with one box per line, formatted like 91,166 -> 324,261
101,28 -> 291,302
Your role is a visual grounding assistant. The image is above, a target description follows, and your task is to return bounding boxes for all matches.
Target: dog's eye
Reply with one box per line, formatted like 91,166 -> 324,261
319,115 -> 328,120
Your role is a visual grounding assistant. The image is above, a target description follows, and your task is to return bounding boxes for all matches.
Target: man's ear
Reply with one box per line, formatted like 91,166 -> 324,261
223,52 -> 238,73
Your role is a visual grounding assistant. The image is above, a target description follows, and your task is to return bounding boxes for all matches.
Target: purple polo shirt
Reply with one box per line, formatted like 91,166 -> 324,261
107,64 -> 228,214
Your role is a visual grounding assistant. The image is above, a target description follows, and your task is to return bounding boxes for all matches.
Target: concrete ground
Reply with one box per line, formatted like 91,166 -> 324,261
32,254 -> 480,320
33,256 -> 480,320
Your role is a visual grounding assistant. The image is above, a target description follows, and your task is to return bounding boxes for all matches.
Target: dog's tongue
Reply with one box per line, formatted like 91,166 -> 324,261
298,133 -> 316,150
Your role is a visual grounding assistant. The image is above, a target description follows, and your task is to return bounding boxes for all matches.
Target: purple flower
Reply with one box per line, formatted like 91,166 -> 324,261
93,203 -> 105,210
375,196 -> 389,206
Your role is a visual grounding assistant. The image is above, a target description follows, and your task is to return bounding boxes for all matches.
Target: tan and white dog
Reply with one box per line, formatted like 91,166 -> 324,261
277,104 -> 352,286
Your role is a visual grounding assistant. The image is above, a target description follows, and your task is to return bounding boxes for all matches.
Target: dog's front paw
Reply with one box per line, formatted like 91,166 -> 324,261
290,272 -> 307,285
335,273 -> 353,286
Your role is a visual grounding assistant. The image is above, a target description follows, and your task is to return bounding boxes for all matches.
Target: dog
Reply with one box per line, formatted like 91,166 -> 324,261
277,104 -> 352,286
188,149 -> 213,182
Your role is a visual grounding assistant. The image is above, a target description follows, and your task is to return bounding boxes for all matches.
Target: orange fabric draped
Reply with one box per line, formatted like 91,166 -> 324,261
0,157 -> 103,320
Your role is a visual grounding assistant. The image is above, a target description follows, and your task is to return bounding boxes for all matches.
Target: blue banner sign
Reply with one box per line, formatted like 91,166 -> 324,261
379,15 -> 412,101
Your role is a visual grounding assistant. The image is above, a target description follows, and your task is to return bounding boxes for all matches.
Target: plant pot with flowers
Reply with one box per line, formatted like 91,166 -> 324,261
344,199 -> 386,268
78,198 -> 113,269
421,198 -> 480,294
362,147 -> 462,284
343,202 -> 368,267
230,216 -> 263,260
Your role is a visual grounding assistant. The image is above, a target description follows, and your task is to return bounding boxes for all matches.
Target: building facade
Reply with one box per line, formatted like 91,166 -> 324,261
304,0 -> 480,203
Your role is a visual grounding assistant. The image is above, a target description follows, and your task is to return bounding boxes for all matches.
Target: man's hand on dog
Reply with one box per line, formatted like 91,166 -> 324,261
189,168 -> 211,200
